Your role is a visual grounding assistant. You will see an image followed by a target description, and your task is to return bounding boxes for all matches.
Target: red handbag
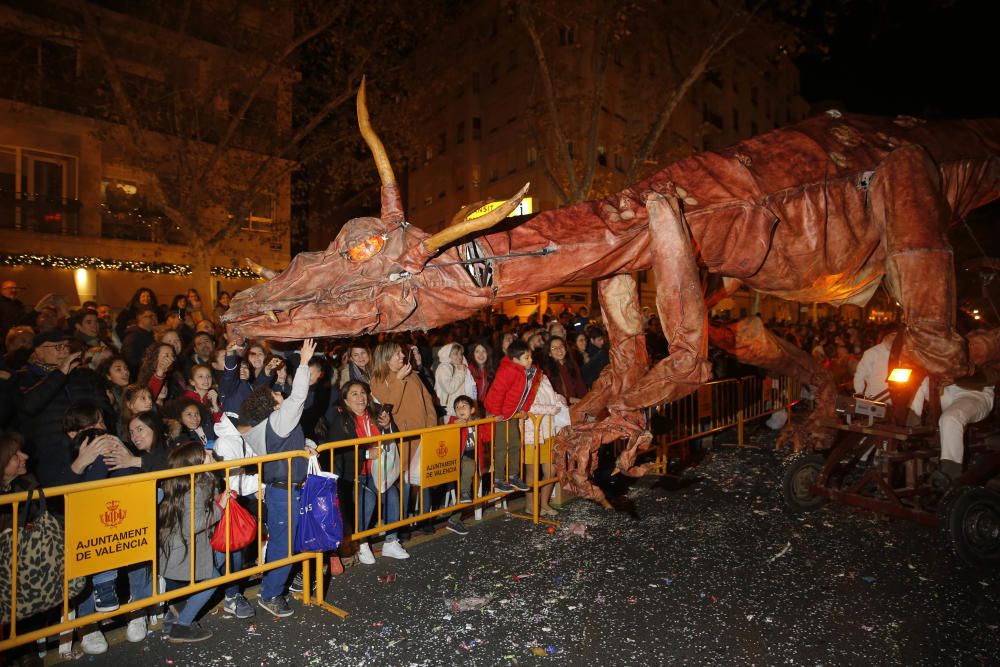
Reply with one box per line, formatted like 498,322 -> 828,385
211,493 -> 257,552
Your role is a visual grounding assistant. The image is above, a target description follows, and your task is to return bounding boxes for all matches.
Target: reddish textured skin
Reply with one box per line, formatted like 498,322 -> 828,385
225,111 -> 1000,506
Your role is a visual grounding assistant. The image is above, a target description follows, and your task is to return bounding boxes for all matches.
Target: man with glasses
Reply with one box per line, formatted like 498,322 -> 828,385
0,280 -> 27,353
15,330 -> 108,487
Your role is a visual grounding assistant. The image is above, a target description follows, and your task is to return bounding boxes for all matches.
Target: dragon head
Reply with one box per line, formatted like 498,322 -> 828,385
223,79 -> 528,341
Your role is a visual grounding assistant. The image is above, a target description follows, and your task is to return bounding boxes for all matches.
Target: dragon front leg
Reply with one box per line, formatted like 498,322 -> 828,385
556,272 -> 650,508
708,317 -> 837,452
618,193 -> 713,409
554,193 -> 712,508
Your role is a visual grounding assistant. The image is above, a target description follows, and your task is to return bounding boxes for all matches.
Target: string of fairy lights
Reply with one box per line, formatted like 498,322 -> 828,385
0,252 -> 263,280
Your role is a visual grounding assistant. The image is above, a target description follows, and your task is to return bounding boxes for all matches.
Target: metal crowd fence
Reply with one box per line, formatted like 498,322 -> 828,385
0,376 -> 797,651
0,449 -> 332,652
646,375 -> 802,475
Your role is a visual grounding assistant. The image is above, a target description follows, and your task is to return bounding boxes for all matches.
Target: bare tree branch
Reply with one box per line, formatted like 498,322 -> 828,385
195,5 -> 345,187
517,3 -> 579,197
624,2 -> 759,183
207,66 -> 365,246
575,3 -> 615,202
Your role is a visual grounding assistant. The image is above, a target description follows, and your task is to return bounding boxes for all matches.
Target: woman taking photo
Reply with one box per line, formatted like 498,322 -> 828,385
369,342 -> 437,524
328,380 -> 409,563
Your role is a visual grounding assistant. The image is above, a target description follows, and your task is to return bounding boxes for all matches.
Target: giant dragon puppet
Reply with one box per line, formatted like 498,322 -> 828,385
224,81 -> 1000,506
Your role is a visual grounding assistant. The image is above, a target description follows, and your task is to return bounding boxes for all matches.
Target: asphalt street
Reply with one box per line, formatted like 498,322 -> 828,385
49,435 -> 1000,666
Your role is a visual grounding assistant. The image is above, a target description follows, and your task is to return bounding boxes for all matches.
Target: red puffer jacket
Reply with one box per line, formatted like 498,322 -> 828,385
484,356 -> 542,419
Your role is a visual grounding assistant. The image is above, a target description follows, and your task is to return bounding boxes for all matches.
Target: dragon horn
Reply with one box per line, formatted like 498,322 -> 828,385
423,182 -> 530,253
245,258 -> 277,280
357,77 -> 405,225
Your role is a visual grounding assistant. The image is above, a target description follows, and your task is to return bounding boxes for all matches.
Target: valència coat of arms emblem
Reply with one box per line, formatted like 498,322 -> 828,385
100,500 -> 127,529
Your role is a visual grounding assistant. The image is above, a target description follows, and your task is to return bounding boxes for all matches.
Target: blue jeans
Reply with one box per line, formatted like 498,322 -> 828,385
213,549 -> 245,599
357,475 -> 400,542
261,486 -> 300,600
164,573 -> 218,626
77,564 -> 151,616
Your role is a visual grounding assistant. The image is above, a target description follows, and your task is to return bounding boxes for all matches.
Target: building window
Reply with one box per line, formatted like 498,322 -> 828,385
424,195 -> 433,206
597,146 -> 607,167
490,62 -> 499,83
241,192 -> 276,232
751,86 -> 758,106
614,153 -> 625,172
613,50 -> 623,67
526,147 -> 537,166
425,145 -> 434,162
99,177 -> 178,243
472,117 -> 482,140
456,121 -> 465,145
456,83 -> 465,98
703,104 -> 722,130
566,141 -> 574,159
489,167 -> 498,183
438,132 -> 446,155
751,120 -> 759,136
472,71 -> 480,93
471,166 -> 480,189
704,70 -> 723,89
559,26 -> 575,46
732,109 -> 740,133
508,49 -> 517,71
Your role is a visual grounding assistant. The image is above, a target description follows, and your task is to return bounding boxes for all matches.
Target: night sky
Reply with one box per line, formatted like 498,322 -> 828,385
794,0 -> 998,118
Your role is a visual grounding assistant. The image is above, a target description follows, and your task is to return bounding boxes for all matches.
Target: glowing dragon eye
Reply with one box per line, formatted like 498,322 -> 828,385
342,234 -> 387,262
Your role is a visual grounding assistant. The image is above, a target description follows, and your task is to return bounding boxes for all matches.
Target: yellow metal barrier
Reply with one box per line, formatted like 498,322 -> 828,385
0,449 -> 340,652
1,379 -> 799,651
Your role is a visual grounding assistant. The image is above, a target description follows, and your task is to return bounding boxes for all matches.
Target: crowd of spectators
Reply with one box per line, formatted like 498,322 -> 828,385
0,279 -> 620,658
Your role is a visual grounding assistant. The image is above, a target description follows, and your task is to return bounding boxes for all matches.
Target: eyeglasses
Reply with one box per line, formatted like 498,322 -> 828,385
39,343 -> 69,351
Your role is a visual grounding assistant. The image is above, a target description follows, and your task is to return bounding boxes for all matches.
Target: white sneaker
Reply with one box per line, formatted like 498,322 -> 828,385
358,542 -> 376,565
81,630 -> 108,655
126,616 -> 147,642
380,540 -> 410,560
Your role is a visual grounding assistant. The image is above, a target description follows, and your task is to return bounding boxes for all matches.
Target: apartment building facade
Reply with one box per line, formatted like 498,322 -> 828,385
404,2 -> 812,321
0,0 -> 292,310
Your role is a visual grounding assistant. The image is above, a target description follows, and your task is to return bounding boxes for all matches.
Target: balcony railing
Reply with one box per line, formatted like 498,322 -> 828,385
100,206 -> 185,245
0,191 -> 81,235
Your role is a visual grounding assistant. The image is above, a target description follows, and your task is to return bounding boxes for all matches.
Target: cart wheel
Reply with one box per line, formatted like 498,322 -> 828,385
782,453 -> 828,512
944,487 -> 1000,569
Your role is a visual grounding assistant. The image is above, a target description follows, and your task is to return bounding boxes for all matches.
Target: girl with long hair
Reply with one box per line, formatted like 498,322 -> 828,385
544,337 -> 587,405
157,441 -> 225,643
117,384 -> 153,439
181,363 -> 221,422
98,355 -> 131,418
137,343 -> 179,405
467,342 -> 496,401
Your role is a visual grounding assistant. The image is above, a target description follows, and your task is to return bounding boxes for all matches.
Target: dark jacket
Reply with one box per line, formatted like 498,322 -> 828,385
219,352 -> 252,415
16,363 -> 109,488
121,326 -> 154,376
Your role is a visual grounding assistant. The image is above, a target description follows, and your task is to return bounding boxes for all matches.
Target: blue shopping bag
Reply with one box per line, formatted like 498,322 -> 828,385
294,457 -> 343,552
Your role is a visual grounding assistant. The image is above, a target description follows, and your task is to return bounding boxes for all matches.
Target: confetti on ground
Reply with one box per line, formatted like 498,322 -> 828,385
77,434 -> 1000,666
